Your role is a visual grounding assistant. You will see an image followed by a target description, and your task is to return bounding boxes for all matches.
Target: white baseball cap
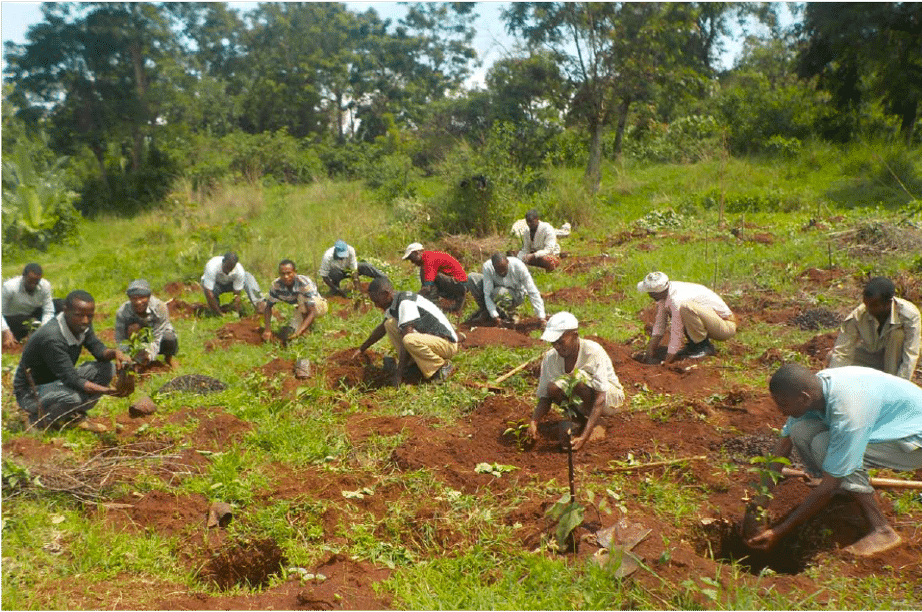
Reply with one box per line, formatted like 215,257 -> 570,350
541,311 -> 579,342
637,271 -> 669,293
402,242 -> 424,260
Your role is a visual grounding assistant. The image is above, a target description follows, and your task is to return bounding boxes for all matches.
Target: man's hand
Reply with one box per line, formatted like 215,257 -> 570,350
492,316 -> 502,326
352,348 -> 370,364
746,528 -> 779,551
114,350 -> 132,370
261,330 -> 272,342
527,420 -> 538,442
522,254 -> 535,265
2,330 -> 19,349
570,433 -> 587,451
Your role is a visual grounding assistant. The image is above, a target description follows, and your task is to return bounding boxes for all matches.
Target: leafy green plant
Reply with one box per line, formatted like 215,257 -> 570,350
474,462 -> 518,478
1,138 -> 80,251
502,420 -> 531,451
124,327 -> 154,362
545,493 -> 584,552
747,454 -> 792,520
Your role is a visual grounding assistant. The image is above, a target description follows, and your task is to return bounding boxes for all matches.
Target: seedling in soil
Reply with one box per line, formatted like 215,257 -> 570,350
502,419 -> 532,451
744,454 -> 791,536
546,493 -> 584,553
124,327 -> 154,363
474,462 -> 518,477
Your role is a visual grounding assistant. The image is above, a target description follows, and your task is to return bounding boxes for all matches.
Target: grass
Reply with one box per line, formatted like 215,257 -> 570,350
3,141 -> 921,609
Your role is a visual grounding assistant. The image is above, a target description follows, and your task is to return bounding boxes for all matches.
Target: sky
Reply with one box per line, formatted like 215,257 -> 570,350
1,2 -> 790,85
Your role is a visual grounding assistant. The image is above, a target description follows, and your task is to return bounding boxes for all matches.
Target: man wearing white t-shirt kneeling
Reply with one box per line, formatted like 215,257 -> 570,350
528,312 -> 625,451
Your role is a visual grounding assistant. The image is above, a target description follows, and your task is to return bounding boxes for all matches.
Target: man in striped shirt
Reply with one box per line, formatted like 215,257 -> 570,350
261,260 -> 327,342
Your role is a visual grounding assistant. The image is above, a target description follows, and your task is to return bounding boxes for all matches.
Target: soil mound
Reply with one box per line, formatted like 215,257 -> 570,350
100,490 -> 210,536
460,326 -> 542,348
157,374 -> 227,395
167,299 -> 207,318
796,332 -> 837,365
789,308 -> 841,330
163,280 -> 201,296
325,349 -> 396,389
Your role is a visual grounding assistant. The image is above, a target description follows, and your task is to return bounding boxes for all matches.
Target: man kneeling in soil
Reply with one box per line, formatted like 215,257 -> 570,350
466,252 -> 546,325
638,271 -> 736,363
14,290 -> 130,432
827,276 -> 920,380
748,363 -> 922,556
354,277 -> 458,386
201,251 -> 265,317
319,239 -> 387,298
115,280 -> 178,368
261,260 -> 327,342
528,312 -> 624,451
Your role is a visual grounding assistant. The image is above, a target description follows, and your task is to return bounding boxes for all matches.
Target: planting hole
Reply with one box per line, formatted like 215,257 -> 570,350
697,519 -> 828,575
200,538 -> 285,590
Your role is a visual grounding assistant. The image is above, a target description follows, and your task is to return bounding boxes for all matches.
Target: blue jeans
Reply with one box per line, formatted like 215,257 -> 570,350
16,361 -> 115,429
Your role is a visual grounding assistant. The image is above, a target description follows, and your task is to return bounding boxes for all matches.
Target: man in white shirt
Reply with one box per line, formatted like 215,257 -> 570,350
827,277 -> 920,380
2,263 -> 56,348
467,253 -> 546,325
518,209 -> 561,272
318,239 -> 387,297
355,277 -> 459,387
638,271 -> 737,363
201,252 -> 265,317
528,312 -> 625,451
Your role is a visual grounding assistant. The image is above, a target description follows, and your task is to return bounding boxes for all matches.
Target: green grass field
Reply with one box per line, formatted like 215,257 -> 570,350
3,144 -> 921,610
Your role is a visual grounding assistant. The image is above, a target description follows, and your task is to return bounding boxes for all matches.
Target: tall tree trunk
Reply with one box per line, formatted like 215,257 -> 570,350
584,116 -> 603,194
901,103 -> 917,146
612,97 -> 632,160
130,42 -> 149,173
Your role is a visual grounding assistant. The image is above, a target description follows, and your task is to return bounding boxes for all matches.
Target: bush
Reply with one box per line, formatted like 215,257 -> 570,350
2,140 -> 80,251
621,115 -> 724,164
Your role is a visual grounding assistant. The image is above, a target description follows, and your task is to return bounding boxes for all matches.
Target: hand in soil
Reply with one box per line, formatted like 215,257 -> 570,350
746,527 -> 779,551
570,433 -> 587,451
527,420 -> 538,443
351,349 -> 370,364
261,330 -> 272,342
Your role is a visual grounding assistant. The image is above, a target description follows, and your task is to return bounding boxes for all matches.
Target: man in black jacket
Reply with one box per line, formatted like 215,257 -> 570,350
14,290 -> 129,431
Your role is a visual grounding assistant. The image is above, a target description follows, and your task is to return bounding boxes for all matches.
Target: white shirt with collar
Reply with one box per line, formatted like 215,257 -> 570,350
318,245 -> 358,278
518,221 -> 560,260
1,276 -> 55,333
482,257 -> 546,319
828,297 -> 921,380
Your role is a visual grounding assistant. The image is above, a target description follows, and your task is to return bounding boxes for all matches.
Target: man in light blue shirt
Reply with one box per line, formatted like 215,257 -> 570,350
467,253 -> 546,325
749,364 -> 922,557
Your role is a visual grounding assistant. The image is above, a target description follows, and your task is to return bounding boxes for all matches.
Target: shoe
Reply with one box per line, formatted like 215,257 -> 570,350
429,362 -> 454,384
684,338 -> 716,359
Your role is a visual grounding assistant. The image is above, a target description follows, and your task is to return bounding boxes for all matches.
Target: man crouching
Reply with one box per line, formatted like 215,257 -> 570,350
528,312 -> 625,451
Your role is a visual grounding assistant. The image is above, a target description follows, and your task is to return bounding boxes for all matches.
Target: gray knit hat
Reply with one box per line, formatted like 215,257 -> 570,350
126,279 -> 152,297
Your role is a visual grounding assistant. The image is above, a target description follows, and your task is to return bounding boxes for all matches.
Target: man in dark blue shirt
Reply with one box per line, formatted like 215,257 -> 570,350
14,290 -> 129,431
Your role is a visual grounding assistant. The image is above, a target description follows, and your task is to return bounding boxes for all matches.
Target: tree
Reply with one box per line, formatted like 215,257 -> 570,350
798,2 -> 922,144
5,3 -> 182,211
504,3 -> 730,193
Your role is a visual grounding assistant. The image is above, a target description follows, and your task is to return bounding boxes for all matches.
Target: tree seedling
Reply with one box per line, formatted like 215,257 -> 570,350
745,454 -> 791,531
502,419 -> 532,451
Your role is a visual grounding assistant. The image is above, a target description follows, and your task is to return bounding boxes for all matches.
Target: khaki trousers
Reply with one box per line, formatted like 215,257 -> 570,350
384,318 -> 458,379
680,301 -> 736,343
286,294 -> 327,330
852,328 -> 906,377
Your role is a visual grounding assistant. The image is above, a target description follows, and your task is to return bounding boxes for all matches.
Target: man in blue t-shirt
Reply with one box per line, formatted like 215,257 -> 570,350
748,364 -> 922,556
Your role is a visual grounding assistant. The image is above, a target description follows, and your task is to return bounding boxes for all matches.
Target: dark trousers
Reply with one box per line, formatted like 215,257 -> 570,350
327,263 -> 387,288
16,361 -> 115,429
159,332 -> 179,357
4,308 -> 44,341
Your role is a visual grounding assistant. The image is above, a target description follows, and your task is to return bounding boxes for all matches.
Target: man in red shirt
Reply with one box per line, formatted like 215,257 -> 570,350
402,243 -> 470,313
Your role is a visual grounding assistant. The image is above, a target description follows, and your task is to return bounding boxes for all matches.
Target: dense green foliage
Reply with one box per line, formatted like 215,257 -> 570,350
2,2 -> 920,237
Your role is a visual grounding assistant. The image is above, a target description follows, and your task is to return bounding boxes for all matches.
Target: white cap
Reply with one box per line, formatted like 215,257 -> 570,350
637,271 -> 669,293
402,242 -> 424,260
541,311 -> 579,342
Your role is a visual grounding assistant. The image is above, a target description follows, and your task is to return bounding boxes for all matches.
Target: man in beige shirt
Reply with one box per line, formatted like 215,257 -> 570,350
828,277 -> 920,380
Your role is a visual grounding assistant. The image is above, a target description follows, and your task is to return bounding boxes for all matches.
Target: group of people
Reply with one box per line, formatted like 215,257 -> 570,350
4,215 -> 921,558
